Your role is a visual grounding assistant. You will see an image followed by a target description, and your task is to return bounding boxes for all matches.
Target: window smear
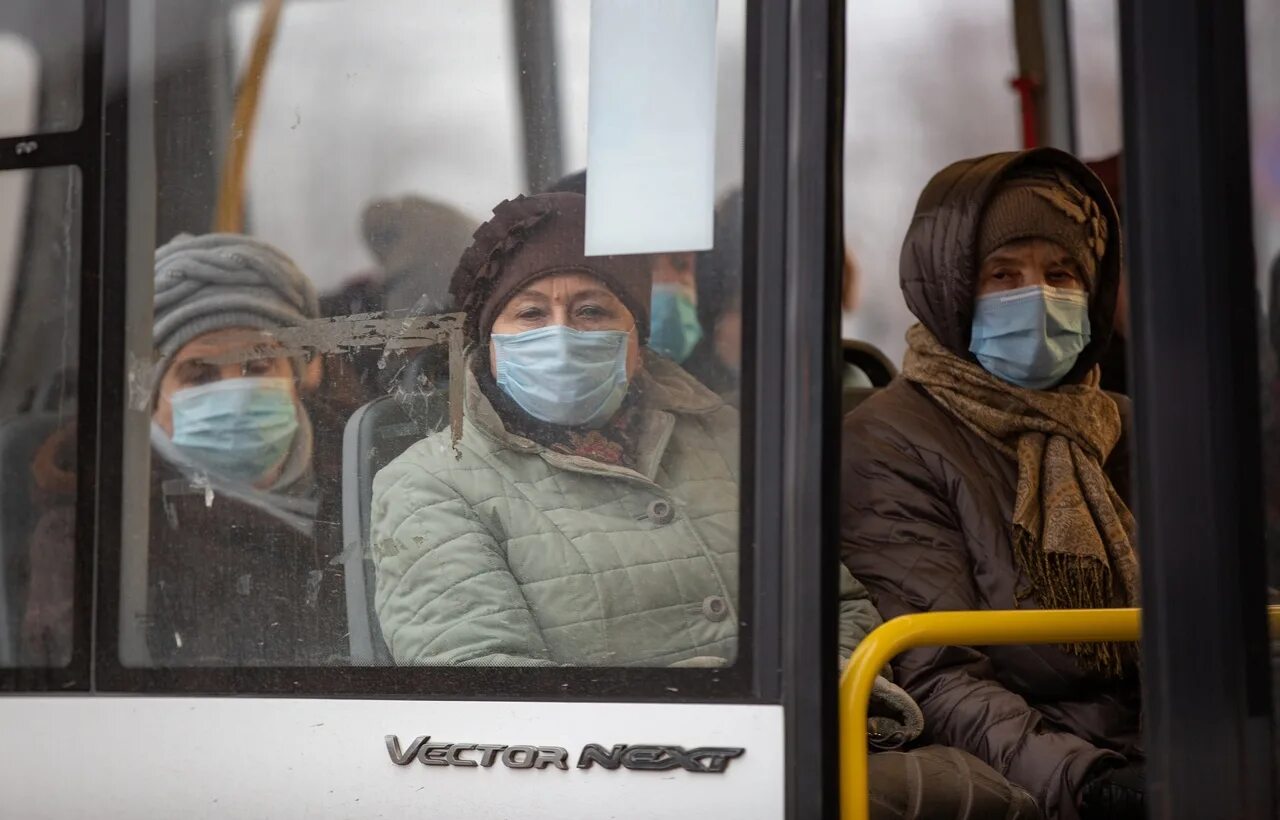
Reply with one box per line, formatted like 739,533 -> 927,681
0,34 -> 38,349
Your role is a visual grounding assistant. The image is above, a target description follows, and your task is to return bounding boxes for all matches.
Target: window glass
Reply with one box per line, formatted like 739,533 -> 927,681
0,34 -> 39,141
0,165 -> 82,668
842,0 -> 1019,366
123,0 -> 749,680
1069,0 -> 1122,159
0,2 -> 84,138
1246,0 -> 1280,743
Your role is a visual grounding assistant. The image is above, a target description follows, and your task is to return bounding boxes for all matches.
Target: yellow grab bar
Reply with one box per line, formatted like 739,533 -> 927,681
839,606 -> 1280,820
839,608 -> 1139,820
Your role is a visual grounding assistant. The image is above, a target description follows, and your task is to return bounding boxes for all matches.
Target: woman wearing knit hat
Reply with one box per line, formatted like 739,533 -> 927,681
145,233 -> 344,665
841,149 -> 1143,820
372,193 -> 869,666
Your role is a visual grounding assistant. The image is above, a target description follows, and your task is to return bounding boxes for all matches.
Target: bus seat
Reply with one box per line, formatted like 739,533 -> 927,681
841,340 -> 896,418
0,413 -> 63,665
842,339 -> 896,387
341,348 -> 452,665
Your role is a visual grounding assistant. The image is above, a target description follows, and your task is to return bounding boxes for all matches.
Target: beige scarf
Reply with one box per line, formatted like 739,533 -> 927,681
902,324 -> 1140,675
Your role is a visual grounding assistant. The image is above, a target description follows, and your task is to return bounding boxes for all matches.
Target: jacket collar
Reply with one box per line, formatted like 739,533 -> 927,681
463,349 -> 723,484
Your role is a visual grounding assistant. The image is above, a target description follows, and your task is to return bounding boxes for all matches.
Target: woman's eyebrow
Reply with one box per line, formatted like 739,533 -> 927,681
171,359 -> 214,379
508,291 -> 551,307
571,288 -> 617,303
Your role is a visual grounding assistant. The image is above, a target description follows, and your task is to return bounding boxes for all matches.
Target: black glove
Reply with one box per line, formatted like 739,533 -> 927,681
1079,762 -> 1145,820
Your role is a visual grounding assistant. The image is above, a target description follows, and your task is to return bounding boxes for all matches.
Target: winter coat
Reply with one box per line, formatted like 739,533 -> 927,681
841,149 -> 1141,820
372,352 -> 887,670
144,400 -> 347,666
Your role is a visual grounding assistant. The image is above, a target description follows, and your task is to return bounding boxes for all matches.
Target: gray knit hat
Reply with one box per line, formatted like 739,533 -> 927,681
153,233 -> 319,383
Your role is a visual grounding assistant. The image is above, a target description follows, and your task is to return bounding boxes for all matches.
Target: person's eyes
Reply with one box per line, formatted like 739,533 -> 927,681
577,303 -> 609,320
990,269 -> 1015,281
183,364 -> 219,386
1047,268 -> 1079,285
514,306 -> 546,321
244,358 -> 274,376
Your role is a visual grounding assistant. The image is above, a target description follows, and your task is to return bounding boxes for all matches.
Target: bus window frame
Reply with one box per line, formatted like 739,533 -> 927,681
75,0 -> 824,705
0,0 -> 102,694
1121,0 -> 1275,813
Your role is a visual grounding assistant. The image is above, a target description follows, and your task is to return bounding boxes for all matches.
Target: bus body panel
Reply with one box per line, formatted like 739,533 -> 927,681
0,697 -> 783,818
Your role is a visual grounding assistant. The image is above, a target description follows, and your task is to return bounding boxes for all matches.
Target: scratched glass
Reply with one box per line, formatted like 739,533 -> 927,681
126,0 -> 748,670
0,165 -> 82,669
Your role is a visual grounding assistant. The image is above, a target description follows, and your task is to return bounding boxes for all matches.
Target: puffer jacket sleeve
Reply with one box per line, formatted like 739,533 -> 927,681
371,450 -> 558,667
837,564 -> 884,660
839,566 -> 927,747
841,409 -> 1121,819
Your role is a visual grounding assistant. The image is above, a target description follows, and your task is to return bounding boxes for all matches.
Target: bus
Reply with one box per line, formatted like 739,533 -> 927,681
0,1 -> 1275,818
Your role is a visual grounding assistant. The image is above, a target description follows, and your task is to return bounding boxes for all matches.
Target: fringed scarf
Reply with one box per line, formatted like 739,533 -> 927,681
902,324 -> 1140,675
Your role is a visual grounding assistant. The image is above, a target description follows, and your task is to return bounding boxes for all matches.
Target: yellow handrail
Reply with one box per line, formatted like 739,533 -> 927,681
839,606 -> 1280,820
214,0 -> 285,233
839,608 -> 1139,820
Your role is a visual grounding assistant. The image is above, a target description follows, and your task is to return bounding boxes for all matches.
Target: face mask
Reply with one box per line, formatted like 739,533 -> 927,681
969,285 -> 1091,390
170,377 -> 300,482
492,325 -> 630,428
648,283 -> 703,364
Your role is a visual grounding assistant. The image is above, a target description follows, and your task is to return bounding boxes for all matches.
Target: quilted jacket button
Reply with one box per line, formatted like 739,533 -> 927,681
701,595 -> 728,622
646,499 -> 674,525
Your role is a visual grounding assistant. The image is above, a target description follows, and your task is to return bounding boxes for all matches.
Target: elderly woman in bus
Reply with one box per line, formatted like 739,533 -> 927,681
371,191 -> 870,670
841,149 -> 1143,820
145,234 -> 345,664
372,192 -> 1042,818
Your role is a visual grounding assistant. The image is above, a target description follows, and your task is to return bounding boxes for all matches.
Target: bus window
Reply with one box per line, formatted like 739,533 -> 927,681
0,34 -> 38,140
0,2 -> 84,139
842,1 -> 1019,367
1248,0 -> 1280,744
0,165 -> 82,669
1068,0 -> 1121,159
111,0 -> 756,697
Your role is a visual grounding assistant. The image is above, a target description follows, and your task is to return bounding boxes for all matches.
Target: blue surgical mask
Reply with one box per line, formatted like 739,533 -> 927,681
969,285 -> 1091,390
492,325 -> 630,428
648,283 -> 703,364
170,376 -> 300,482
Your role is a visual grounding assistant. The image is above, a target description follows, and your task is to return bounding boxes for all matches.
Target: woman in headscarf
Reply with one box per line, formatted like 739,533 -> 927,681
841,149 -> 1143,820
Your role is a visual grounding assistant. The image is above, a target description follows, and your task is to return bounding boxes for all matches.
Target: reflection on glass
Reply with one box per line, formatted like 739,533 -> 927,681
0,165 -> 81,668
0,1 -> 85,138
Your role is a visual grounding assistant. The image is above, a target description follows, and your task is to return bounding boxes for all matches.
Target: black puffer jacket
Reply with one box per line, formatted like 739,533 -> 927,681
841,148 -> 1141,820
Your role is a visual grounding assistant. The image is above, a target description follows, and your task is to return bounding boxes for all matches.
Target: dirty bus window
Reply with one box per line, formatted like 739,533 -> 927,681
118,0 -> 754,692
0,2 -> 85,139
0,165 -> 82,669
